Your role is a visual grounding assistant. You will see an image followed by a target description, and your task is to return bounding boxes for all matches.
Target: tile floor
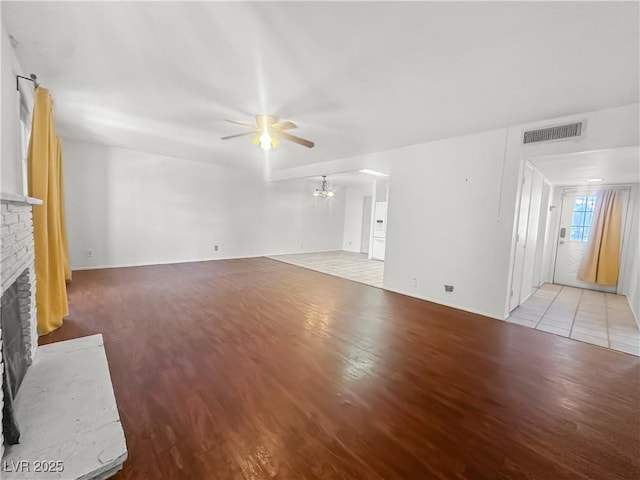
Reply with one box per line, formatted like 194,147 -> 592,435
267,251 -> 384,288
507,283 -> 640,356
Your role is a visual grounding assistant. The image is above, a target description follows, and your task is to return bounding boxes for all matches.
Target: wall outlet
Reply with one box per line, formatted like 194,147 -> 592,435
444,284 -> 454,293
214,245 -> 219,252
410,278 -> 417,287
86,249 -> 93,258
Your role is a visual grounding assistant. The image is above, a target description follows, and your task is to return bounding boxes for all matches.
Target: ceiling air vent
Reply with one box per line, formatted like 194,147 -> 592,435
523,122 -> 582,144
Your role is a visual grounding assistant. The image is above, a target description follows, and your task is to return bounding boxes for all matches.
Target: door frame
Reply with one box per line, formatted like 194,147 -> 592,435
551,184 -> 633,294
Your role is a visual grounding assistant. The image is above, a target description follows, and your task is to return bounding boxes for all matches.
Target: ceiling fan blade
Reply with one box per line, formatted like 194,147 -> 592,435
256,114 -> 278,129
221,131 -> 258,140
279,131 -> 314,148
272,121 -> 297,131
225,119 -> 256,129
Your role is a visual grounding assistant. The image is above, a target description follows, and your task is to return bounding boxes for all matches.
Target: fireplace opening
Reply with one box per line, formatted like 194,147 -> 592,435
1,268 -> 30,445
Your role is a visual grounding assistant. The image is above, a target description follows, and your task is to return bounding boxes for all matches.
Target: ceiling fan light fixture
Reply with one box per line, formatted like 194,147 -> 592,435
313,176 -> 334,197
259,132 -> 273,150
222,115 -> 314,150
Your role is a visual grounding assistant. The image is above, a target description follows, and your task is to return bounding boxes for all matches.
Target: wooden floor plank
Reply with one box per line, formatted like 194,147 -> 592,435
39,258 -> 640,480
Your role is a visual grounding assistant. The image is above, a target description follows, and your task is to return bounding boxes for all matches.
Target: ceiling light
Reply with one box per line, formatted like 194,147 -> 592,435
313,176 -> 334,197
359,169 -> 389,177
586,178 -> 604,183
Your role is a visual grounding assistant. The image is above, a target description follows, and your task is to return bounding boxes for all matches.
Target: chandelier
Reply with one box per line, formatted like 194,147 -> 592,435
313,176 -> 334,197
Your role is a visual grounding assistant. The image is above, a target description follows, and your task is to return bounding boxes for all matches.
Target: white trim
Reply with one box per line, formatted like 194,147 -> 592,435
69,249 -> 342,271
0,192 -> 42,205
383,286 -> 502,321
625,293 -> 640,329
519,290 -> 534,306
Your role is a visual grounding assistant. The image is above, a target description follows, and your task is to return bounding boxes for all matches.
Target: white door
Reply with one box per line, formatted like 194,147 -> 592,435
520,170 -> 544,303
532,181 -> 551,289
510,165 -> 534,312
553,188 -> 628,292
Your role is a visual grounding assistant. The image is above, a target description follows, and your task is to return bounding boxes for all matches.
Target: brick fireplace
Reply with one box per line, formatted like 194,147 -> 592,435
0,193 -> 127,479
0,192 -> 41,458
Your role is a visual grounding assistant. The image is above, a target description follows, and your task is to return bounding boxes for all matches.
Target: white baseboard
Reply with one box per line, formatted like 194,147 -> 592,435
70,249 -> 342,272
624,293 -> 640,329
382,286 -> 502,321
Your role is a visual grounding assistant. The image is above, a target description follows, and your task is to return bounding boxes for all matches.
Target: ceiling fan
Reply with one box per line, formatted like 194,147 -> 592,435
221,114 -> 315,150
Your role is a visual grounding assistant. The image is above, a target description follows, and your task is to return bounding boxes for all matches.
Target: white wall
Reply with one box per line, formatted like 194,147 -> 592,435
342,184 -> 372,252
619,184 -> 640,325
1,22 -> 32,195
343,103 -> 638,320
383,129 -> 509,318
63,140 -> 345,269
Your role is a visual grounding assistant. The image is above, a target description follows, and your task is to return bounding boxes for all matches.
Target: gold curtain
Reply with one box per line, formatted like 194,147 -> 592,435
27,87 -> 70,335
577,190 -> 622,286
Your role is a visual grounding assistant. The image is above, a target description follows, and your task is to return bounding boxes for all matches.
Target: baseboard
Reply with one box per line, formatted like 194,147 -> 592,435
71,255 -> 261,271
70,249 -> 343,272
382,286 -> 503,321
519,290 -> 534,305
623,293 -> 640,329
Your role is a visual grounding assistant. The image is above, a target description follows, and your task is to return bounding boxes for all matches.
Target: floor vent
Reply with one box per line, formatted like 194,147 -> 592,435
523,122 -> 582,144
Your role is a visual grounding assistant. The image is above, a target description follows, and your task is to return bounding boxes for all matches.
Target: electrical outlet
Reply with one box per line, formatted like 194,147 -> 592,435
444,284 -> 454,293
86,249 -> 93,258
410,278 -> 417,287
214,245 -> 219,252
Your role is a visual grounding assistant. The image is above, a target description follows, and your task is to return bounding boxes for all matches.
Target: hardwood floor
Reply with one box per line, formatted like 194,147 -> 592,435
39,258 -> 639,480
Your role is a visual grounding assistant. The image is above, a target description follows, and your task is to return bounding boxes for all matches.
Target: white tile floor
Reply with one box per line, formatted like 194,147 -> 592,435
507,284 -> 640,356
267,251 -> 384,288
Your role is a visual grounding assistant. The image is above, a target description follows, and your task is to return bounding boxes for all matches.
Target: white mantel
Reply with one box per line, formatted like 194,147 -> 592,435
0,193 -> 43,206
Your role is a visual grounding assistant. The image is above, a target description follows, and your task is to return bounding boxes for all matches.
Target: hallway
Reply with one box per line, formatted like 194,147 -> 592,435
507,284 -> 640,356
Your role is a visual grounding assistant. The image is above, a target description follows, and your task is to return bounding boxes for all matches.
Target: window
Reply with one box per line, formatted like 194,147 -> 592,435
570,195 -> 596,242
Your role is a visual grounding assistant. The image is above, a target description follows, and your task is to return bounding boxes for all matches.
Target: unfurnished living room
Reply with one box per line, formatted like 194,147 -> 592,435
0,2 -> 639,479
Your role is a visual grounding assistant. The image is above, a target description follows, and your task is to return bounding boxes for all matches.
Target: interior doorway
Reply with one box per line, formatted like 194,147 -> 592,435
275,170 -> 391,288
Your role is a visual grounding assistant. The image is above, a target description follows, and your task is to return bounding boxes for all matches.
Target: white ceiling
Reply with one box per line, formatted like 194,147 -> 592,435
305,171 -> 386,188
3,2 -> 639,173
529,146 -> 640,186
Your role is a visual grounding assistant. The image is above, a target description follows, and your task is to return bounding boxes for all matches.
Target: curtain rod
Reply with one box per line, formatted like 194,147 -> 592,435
16,74 -> 39,91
